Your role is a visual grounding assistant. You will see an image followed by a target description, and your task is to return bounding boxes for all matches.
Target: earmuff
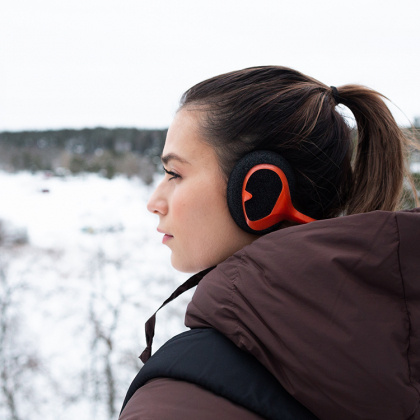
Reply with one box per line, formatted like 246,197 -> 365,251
227,150 -> 315,235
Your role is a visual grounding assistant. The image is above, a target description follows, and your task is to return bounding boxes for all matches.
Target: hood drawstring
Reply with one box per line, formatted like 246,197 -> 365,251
140,266 -> 215,363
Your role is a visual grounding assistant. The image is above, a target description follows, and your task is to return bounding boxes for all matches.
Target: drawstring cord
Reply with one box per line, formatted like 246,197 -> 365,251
140,266 -> 215,363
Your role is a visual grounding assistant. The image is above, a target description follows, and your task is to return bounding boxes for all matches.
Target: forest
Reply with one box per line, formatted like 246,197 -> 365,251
0,127 -> 167,183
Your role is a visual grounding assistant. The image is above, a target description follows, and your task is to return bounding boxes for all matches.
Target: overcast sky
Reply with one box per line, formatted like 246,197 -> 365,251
1,0 -> 419,131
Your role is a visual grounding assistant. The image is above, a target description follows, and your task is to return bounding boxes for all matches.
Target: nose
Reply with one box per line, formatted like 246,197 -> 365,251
147,181 -> 168,216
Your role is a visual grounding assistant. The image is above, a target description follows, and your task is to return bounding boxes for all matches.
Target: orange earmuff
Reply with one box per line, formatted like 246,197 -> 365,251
227,150 -> 315,234
242,164 -> 315,231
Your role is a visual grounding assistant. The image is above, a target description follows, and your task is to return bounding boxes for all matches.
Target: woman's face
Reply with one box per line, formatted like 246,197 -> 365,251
147,109 -> 256,273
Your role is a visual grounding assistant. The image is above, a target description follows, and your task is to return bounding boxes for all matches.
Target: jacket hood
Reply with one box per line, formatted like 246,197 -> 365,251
185,208 -> 420,420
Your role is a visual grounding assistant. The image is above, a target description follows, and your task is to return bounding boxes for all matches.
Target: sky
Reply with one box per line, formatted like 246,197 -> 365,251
0,0 -> 419,131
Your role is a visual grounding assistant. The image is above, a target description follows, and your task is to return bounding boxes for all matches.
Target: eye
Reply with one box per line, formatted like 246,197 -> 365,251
163,166 -> 181,181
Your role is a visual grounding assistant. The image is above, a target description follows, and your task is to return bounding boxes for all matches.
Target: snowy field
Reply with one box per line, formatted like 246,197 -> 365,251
0,171 -> 190,420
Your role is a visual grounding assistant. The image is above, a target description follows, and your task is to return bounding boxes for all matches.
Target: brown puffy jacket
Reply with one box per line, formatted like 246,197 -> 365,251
186,208 -> 420,419
121,208 -> 420,419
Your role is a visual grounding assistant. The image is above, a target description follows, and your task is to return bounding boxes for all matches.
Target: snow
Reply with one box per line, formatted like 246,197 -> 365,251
0,171 -> 190,420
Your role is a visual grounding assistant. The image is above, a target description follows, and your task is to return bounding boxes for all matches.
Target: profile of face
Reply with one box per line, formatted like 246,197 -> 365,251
147,109 -> 256,273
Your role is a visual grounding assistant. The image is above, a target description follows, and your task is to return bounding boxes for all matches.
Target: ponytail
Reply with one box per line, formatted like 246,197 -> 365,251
336,85 -> 418,214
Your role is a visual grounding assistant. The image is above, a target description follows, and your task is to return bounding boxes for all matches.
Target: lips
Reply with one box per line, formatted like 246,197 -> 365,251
157,228 -> 173,244
162,234 -> 174,244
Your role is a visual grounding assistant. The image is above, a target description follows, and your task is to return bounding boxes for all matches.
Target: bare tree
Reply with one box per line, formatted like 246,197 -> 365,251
83,245 -> 141,419
0,255 -> 41,420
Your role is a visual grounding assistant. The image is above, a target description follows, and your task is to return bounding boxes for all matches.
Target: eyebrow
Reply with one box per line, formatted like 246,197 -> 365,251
161,153 -> 191,165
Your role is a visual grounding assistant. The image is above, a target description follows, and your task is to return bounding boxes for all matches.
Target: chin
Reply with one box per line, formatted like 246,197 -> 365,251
171,255 -> 212,274
171,255 -> 194,273
172,262 -> 203,274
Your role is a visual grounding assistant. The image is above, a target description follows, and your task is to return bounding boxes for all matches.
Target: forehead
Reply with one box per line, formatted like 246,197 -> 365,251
163,109 -> 215,164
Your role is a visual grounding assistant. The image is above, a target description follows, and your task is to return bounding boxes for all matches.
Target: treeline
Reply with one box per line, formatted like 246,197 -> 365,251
1,126 -> 419,185
0,127 -> 167,183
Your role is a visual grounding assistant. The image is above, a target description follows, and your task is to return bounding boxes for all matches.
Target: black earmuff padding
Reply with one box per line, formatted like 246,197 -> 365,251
227,150 -> 296,235
244,169 -> 282,221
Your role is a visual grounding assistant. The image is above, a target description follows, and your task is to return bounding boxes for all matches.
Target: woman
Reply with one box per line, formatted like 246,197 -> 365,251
120,66 -> 420,419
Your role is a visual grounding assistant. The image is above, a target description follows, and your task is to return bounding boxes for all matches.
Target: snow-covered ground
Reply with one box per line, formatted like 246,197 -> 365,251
0,171 -> 190,420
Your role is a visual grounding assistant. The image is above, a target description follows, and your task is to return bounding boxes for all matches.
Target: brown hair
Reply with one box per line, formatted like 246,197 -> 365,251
180,66 -> 418,220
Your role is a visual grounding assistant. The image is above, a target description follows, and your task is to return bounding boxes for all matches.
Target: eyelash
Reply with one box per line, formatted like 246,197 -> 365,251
163,166 -> 180,180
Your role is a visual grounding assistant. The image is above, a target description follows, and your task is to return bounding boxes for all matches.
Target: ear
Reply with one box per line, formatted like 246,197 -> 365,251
227,150 -> 314,234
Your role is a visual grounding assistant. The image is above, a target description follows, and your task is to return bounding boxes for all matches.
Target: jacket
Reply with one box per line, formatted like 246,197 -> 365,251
186,208 -> 420,419
120,328 -> 316,419
121,208 -> 420,419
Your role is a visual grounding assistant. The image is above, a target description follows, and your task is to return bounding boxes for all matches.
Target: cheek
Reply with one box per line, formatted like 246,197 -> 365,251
189,189 -> 228,231
168,176 -> 254,272
174,180 -> 224,223
170,184 -> 229,269
188,199 -> 237,260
